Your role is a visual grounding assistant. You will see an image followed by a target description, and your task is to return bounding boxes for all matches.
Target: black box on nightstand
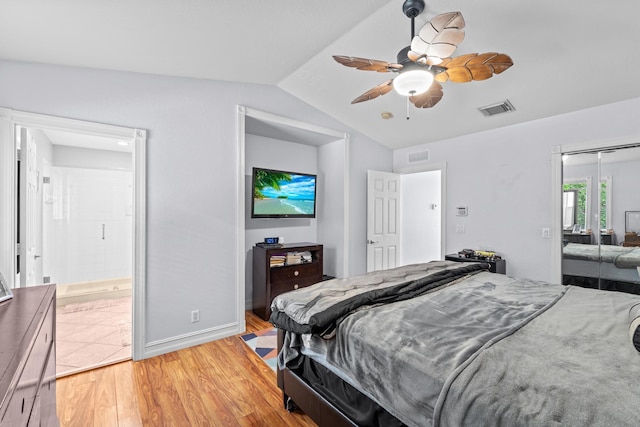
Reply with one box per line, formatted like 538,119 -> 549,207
444,253 -> 506,274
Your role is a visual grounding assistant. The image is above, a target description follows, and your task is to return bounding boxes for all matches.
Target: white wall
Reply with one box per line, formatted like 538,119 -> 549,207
0,59 -> 390,356
394,97 -> 640,282
317,139 -> 347,278
348,134 -> 394,275
401,171 -> 441,265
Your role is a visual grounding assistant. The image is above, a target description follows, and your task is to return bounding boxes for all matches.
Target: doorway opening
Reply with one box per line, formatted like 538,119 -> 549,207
0,108 -> 147,375
366,164 -> 446,272
18,126 -> 134,376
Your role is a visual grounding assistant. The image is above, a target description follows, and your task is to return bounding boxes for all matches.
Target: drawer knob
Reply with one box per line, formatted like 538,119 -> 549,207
294,271 -> 299,276
293,284 -> 299,290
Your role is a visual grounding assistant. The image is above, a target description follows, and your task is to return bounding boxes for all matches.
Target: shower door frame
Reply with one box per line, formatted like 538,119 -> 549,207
0,108 -> 147,361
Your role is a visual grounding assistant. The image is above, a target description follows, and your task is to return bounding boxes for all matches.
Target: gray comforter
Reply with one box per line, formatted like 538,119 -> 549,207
437,285 -> 640,426
272,261 -> 640,427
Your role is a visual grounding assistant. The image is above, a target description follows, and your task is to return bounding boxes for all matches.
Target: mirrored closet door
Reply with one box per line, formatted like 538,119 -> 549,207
561,145 -> 640,294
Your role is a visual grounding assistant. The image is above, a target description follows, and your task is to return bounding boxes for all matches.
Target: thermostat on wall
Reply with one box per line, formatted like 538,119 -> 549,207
456,207 -> 468,216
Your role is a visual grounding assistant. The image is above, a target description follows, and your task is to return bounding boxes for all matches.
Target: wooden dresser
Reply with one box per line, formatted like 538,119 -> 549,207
253,242 -> 323,321
0,285 -> 57,427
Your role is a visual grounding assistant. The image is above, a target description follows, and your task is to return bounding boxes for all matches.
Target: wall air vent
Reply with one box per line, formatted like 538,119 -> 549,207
407,149 -> 429,163
478,99 -> 515,117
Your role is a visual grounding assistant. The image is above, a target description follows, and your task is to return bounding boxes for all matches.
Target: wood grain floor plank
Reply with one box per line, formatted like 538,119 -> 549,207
113,361 -> 143,425
94,368 -> 118,427
131,361 -> 163,426
56,311 -> 316,426
165,348 -> 222,427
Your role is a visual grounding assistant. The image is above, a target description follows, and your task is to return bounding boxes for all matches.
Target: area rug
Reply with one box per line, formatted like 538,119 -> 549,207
240,327 -> 278,372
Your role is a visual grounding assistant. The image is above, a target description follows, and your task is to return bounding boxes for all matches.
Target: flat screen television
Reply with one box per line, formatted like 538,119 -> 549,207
251,167 -> 317,218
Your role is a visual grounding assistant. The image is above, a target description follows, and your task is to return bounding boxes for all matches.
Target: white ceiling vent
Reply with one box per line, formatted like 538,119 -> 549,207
407,149 -> 429,163
479,99 -> 515,117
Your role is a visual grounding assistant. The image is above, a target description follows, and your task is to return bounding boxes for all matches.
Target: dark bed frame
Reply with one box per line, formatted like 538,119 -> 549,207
276,329 -> 358,426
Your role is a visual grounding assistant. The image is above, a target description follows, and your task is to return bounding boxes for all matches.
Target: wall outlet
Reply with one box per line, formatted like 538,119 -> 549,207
542,228 -> 550,239
191,309 -> 200,323
455,224 -> 465,234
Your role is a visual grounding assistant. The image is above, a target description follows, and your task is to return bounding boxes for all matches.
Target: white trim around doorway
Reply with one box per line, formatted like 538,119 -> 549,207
0,108 -> 147,361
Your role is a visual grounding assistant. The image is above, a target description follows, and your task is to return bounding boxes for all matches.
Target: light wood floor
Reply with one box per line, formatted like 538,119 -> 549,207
56,311 -> 317,426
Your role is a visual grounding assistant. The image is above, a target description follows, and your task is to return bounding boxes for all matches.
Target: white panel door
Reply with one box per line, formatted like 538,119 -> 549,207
19,128 -> 42,287
367,170 -> 401,272
0,111 -> 16,289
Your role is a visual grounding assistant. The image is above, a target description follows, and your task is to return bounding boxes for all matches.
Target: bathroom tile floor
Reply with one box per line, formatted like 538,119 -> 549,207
56,295 -> 132,377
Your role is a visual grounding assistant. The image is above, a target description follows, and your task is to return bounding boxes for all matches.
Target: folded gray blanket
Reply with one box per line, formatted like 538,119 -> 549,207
630,303 -> 640,352
270,261 -> 489,336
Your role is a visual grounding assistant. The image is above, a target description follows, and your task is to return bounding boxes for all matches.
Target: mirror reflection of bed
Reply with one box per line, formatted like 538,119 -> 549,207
562,242 -> 640,293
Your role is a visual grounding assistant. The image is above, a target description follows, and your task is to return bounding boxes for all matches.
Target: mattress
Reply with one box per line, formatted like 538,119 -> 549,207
273,261 -> 640,427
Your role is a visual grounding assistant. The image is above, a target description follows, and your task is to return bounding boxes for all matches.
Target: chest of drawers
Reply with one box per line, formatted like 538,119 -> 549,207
0,285 -> 57,427
253,242 -> 323,320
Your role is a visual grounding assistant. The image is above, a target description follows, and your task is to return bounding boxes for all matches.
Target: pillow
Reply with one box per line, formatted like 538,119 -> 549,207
629,303 -> 640,353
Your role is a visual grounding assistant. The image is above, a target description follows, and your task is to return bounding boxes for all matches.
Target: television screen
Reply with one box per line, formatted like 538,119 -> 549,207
251,167 -> 317,218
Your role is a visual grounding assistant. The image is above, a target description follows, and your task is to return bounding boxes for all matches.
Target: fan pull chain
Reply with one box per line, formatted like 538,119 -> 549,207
406,97 -> 411,120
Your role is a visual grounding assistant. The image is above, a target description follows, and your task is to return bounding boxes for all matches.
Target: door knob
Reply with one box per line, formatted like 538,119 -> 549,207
34,254 -> 41,260
367,240 -> 378,245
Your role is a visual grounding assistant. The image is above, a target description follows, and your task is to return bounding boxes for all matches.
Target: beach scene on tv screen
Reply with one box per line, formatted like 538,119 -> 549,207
253,170 -> 316,215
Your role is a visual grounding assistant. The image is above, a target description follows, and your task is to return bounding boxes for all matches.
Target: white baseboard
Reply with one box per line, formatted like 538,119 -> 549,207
140,321 -> 243,360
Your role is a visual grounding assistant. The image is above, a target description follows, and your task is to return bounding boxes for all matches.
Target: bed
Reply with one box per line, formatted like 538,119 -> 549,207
562,242 -> 640,286
270,260 -> 640,427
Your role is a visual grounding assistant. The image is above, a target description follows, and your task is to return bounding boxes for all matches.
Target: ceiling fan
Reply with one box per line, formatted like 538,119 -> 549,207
333,0 -> 513,113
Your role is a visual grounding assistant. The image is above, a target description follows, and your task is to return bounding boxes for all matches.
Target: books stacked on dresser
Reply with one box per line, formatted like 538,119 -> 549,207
269,255 -> 286,267
286,253 -> 302,265
286,251 -> 313,265
269,251 -> 314,267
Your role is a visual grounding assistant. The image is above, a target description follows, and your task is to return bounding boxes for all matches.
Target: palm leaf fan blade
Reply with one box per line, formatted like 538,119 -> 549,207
438,52 -> 513,82
429,11 -> 465,31
486,53 -> 514,74
427,28 -> 465,59
333,55 -> 402,72
409,82 -> 444,108
411,12 -> 465,60
352,79 -> 394,104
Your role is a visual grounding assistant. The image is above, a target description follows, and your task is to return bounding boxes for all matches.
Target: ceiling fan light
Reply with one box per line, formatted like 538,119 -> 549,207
393,69 -> 433,96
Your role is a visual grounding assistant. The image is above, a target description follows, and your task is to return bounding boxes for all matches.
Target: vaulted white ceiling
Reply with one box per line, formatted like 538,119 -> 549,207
2,0 -> 639,149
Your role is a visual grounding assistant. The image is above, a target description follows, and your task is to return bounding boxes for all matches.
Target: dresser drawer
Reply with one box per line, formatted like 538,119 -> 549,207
35,345 -> 56,427
270,262 -> 321,283
1,300 -> 54,427
272,276 -> 320,298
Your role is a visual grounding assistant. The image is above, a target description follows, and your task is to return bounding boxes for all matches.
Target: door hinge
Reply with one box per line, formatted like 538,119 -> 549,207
16,148 -> 22,161
16,242 -> 21,254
